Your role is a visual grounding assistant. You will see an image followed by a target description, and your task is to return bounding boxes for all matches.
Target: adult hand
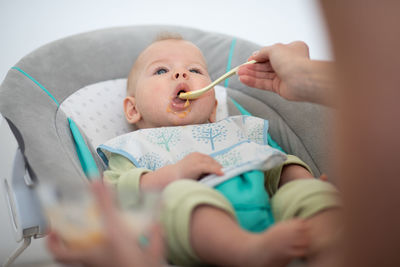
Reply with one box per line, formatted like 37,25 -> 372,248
237,41 -> 311,101
46,181 -> 164,267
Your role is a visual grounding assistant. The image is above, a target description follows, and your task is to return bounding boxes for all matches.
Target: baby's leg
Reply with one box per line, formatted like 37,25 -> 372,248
161,179 -> 309,267
190,205 -> 309,267
272,178 -> 342,266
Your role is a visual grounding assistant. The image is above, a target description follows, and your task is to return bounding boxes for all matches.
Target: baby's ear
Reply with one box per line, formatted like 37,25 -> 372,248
123,96 -> 141,124
208,99 -> 218,123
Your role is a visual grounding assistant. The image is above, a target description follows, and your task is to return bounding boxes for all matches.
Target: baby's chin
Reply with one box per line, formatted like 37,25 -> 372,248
167,113 -> 210,127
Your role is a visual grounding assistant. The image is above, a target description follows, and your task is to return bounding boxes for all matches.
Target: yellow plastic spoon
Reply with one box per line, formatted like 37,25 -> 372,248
179,60 -> 257,100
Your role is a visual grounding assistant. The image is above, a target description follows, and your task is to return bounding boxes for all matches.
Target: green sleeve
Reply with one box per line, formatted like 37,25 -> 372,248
271,179 -> 340,221
103,153 -> 151,207
265,154 -> 313,196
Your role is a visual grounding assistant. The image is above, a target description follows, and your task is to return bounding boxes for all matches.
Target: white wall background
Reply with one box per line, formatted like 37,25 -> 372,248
0,0 -> 331,265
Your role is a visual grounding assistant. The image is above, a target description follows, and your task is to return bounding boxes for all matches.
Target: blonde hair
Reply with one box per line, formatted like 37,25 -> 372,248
127,32 -> 184,95
154,32 -> 183,42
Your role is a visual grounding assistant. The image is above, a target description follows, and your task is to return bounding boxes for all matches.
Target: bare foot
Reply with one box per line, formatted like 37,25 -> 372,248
242,219 -> 310,267
319,173 -> 329,182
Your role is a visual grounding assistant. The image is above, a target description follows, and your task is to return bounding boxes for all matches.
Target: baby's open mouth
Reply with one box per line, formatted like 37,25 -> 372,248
170,84 -> 191,110
175,89 -> 187,100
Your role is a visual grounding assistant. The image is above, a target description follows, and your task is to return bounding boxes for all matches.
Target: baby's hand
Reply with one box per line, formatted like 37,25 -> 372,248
175,152 -> 224,180
140,152 -> 223,189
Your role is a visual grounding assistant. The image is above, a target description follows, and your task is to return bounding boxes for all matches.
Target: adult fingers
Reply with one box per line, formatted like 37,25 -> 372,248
147,224 -> 165,263
237,67 -> 276,79
239,75 -> 274,92
90,181 -> 124,240
91,181 -> 118,222
46,231 -> 82,263
248,46 -> 273,63
239,62 -> 274,73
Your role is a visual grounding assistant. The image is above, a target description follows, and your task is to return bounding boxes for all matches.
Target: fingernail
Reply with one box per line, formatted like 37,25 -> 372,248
252,50 -> 259,56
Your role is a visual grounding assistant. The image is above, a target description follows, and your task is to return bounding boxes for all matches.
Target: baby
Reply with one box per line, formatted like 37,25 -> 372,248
99,34 -> 340,267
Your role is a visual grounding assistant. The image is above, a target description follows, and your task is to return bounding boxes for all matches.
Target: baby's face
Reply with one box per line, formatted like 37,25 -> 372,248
126,40 -> 217,128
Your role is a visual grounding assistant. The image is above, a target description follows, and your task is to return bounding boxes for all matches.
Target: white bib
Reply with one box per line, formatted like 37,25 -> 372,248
97,116 -> 286,187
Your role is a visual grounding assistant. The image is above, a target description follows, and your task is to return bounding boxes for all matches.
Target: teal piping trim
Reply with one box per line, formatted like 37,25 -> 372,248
12,67 -> 60,107
224,38 -> 237,88
222,41 -> 285,153
230,98 -> 285,153
230,97 -> 251,116
11,66 -> 99,180
68,118 -> 100,180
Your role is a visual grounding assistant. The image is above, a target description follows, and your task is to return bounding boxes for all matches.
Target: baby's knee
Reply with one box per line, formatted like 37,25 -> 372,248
271,178 -> 341,222
160,180 -> 234,266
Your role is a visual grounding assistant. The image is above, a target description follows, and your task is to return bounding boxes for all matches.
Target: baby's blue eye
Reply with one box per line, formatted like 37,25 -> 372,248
190,68 -> 202,74
155,68 -> 168,75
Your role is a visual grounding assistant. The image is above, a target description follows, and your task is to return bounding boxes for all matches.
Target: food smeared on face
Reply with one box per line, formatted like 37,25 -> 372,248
184,98 -> 190,108
166,99 -> 192,118
165,83 -> 193,118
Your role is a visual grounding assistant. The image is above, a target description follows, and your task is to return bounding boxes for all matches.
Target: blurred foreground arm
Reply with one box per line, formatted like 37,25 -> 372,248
320,1 -> 400,267
46,181 -> 164,267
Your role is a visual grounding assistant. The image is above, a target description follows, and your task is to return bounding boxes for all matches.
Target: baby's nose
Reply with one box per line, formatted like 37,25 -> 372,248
173,71 -> 188,80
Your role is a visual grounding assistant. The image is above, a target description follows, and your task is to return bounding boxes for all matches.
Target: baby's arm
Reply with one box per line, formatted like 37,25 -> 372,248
140,152 -> 224,190
279,163 -> 314,187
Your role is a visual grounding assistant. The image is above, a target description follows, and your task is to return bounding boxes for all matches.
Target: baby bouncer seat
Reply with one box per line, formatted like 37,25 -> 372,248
0,25 -> 332,266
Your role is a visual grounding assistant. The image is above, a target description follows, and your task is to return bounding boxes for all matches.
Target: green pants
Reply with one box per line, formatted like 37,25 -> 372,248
161,178 -> 340,267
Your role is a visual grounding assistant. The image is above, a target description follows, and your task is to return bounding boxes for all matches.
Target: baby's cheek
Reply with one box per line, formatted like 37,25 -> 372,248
152,86 -> 164,92
142,87 -> 164,102
201,92 -> 216,105
147,94 -> 168,111
203,90 -> 215,97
